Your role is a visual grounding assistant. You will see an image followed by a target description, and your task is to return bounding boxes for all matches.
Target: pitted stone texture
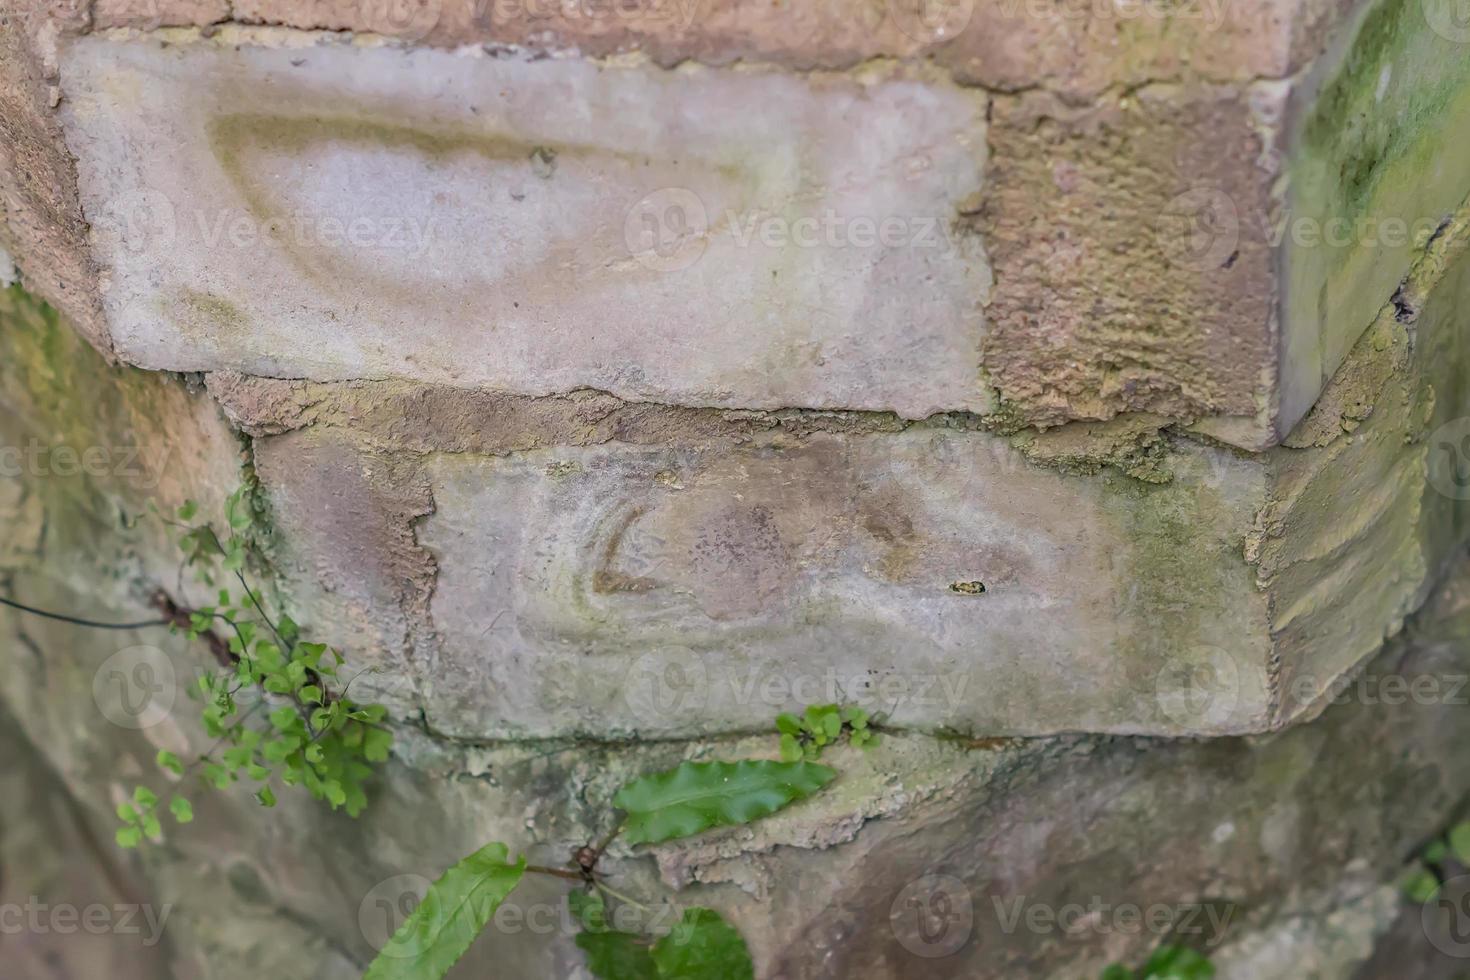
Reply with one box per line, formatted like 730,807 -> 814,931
979,85 -> 1282,438
0,1 -> 110,353
229,0 -> 1333,100
59,34 -> 992,419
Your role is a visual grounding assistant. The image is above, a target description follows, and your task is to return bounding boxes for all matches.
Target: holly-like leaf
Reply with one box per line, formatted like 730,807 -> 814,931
651,908 -> 753,980
363,841 -> 526,980
613,760 -> 836,845
1139,945 -> 1214,980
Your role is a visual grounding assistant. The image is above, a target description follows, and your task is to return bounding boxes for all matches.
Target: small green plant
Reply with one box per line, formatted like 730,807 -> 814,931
116,490 -> 393,847
1400,820 -> 1470,902
1100,944 -> 1214,979
776,703 -> 878,761
365,708 -> 851,979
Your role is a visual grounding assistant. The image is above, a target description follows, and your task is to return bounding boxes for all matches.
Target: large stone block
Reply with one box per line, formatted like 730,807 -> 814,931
226,206 -> 1470,740
59,32 -> 991,419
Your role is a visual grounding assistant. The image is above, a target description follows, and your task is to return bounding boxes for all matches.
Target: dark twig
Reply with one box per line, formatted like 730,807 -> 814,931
0,594 -> 172,630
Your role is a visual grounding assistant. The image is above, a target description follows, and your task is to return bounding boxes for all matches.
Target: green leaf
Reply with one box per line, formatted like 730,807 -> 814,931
269,706 -> 299,731
133,786 -> 159,809
775,713 -> 802,736
170,797 -> 194,824
1099,966 -> 1133,980
116,826 -> 143,849
364,728 -> 394,763
116,802 -> 139,824
141,813 -> 162,839
177,500 -> 199,521
363,841 -> 527,980
1402,865 -> 1441,903
226,487 -> 252,532
651,908 -> 754,980
1425,840 -> 1449,864
301,684 -> 323,705
612,760 -> 836,845
778,733 -> 802,763
1449,823 -> 1470,865
569,890 -> 607,931
577,930 -> 659,980
255,786 -> 277,808
1139,945 -> 1214,980
156,749 -> 184,775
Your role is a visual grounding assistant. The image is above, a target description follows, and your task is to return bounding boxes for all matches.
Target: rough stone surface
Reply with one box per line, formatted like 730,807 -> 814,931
0,0 -> 111,353
60,33 -> 992,419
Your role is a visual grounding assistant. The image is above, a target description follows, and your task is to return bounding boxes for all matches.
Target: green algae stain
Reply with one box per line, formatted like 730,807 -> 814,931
1299,0 -> 1470,228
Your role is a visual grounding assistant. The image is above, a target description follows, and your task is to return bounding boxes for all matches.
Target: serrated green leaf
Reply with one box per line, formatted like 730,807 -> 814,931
577,930 -> 659,979
651,908 -> 753,980
170,797 -> 194,824
116,826 -> 143,848
364,842 -> 526,980
1449,823 -> 1470,865
156,749 -> 184,775
133,786 -> 158,809
1139,945 -> 1214,980
116,802 -> 139,824
141,813 -> 162,839
613,760 -> 836,845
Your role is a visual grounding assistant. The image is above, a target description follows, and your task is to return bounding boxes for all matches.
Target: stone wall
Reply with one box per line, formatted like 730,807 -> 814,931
3,0 -> 1470,977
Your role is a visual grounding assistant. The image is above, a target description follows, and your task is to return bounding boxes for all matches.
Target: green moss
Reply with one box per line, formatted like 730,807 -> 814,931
1299,0 -> 1470,228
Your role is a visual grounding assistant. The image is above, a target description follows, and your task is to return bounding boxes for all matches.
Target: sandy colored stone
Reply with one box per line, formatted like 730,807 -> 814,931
0,1 -> 110,354
59,34 -> 992,419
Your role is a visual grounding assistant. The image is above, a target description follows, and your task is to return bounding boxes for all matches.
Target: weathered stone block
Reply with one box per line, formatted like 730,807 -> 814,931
224,206 -> 1470,740
59,33 -> 991,419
